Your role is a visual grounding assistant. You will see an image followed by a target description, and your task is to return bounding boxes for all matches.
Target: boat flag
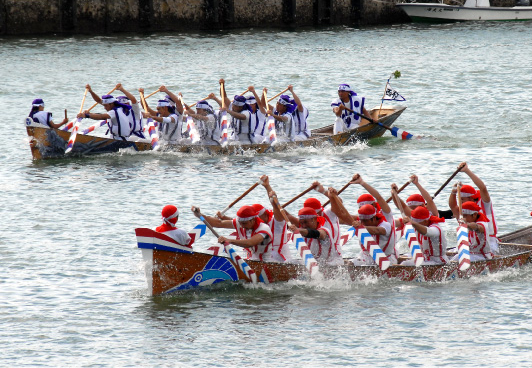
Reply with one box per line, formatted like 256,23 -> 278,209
354,226 -> 391,271
403,224 -> 424,267
382,82 -> 406,102
456,224 -> 471,271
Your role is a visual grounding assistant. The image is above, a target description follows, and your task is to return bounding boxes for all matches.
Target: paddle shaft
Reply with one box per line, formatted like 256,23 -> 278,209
281,185 -> 315,208
86,86 -> 118,112
457,185 -> 464,222
391,189 -> 406,217
193,208 -> 222,238
432,165 -> 463,199
270,194 -> 293,226
139,91 -> 149,111
386,180 -> 412,203
78,88 -> 88,114
220,181 -> 262,216
267,87 -> 290,102
322,182 -> 351,208
145,88 -> 161,99
342,106 -> 389,131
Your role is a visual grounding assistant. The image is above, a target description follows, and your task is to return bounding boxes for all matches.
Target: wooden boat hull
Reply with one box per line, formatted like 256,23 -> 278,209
136,226 -> 532,296
26,106 -> 406,160
396,3 -> 532,22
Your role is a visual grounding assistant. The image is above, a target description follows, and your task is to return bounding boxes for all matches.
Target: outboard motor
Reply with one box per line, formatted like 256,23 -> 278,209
516,0 -> 530,5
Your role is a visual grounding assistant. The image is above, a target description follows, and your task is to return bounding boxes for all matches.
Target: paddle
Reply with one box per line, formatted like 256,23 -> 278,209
192,207 -> 257,284
267,87 -> 290,103
139,90 -> 160,151
219,82 -> 229,147
386,179 -> 412,203
346,106 -> 416,140
392,188 -> 423,267
322,174 -> 359,207
81,120 -> 107,135
281,184 -> 315,208
456,184 -> 471,271
144,88 -> 161,100
263,89 -> 278,145
64,87 -> 89,154
269,194 -> 320,277
432,164 -> 464,199
219,179 -> 263,217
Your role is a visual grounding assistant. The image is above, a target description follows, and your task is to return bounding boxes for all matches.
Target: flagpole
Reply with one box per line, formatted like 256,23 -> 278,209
378,75 -> 392,118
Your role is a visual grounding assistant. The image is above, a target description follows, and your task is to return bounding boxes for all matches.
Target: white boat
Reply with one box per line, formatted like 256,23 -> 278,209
396,0 -> 532,22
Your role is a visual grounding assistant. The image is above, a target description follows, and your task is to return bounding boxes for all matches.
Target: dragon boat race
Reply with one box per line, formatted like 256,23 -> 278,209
2,10 -> 532,367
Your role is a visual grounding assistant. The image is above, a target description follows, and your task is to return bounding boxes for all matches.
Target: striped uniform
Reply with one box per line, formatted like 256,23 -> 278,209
232,219 -> 273,261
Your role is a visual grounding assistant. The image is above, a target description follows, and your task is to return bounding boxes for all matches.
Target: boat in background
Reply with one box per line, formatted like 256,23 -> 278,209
25,106 -> 406,160
137,225 -> 532,296
396,0 -> 532,22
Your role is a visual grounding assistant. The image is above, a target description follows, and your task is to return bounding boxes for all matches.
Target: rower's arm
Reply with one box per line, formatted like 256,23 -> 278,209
288,85 -> 304,112
161,87 -> 184,114
227,234 -> 266,248
116,83 -> 138,104
461,163 -> 490,203
411,175 -> 439,217
272,113 -> 288,123
359,180 -> 391,214
86,84 -> 101,104
363,225 -> 387,236
226,109 -> 247,121
298,227 -> 327,241
328,188 -> 356,226
202,214 -> 234,229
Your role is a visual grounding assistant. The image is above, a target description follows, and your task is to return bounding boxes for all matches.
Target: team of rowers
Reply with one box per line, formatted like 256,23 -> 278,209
155,162 -> 498,267
28,80 -> 371,145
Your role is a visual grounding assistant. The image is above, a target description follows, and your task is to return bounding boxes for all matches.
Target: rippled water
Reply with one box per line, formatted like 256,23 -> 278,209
2,22 -> 532,366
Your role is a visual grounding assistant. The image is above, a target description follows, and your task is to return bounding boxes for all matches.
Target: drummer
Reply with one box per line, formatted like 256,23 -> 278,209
155,205 -> 191,246
28,99 -> 69,129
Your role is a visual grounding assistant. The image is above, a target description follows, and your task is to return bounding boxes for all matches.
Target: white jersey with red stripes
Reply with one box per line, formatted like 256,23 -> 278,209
267,217 -> 292,262
304,209 -> 343,266
416,223 -> 448,264
468,220 -> 493,258
232,219 -> 273,261
477,198 -> 499,253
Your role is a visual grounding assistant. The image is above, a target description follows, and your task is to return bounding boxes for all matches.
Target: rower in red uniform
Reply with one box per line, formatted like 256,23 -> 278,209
258,175 -> 292,262
451,201 -> 494,261
288,203 -> 344,266
193,205 -> 273,261
449,162 -> 499,254
401,206 -> 448,265
155,205 -> 191,246
351,175 -> 398,264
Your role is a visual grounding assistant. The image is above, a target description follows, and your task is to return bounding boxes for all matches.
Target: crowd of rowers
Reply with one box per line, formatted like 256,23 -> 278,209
155,162 -> 499,267
28,80 -> 371,145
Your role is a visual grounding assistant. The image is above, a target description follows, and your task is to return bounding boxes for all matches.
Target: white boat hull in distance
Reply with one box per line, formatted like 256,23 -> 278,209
396,3 -> 532,22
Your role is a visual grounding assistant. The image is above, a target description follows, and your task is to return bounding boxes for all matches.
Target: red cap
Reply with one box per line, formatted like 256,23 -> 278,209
462,201 -> 481,214
411,206 -> 430,222
162,205 -> 179,225
304,198 -> 322,212
460,185 -> 480,200
298,207 -> 318,219
357,193 -> 376,207
252,203 -> 266,216
406,194 -> 425,207
236,205 -> 258,222
358,204 -> 376,220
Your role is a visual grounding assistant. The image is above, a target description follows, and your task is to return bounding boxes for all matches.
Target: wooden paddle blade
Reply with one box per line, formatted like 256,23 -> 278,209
404,225 -> 424,267
224,243 -> 257,284
293,233 -> 321,277
65,118 -> 83,154
456,224 -> 471,271
355,227 -> 391,271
